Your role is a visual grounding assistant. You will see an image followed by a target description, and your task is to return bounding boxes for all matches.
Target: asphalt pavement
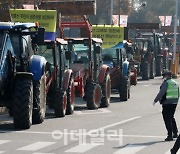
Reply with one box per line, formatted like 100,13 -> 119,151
0,76 -> 180,154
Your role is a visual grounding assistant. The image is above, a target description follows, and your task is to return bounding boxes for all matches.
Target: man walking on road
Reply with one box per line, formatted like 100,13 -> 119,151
153,70 -> 179,141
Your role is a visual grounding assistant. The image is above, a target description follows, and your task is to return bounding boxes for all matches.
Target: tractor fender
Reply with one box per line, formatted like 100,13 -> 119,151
122,60 -> 129,76
63,69 -> 73,91
15,72 -> 33,80
29,55 -> 47,81
98,64 -> 109,84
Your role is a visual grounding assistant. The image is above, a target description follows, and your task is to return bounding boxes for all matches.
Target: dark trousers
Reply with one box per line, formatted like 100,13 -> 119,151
162,104 -> 178,137
171,134 -> 180,154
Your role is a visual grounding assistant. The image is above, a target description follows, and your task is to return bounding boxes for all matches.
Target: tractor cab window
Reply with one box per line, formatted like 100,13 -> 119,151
71,44 -> 89,67
102,48 -> 119,67
37,44 -> 54,64
10,34 -> 21,58
143,41 -> 148,52
58,44 -> 69,69
22,35 -> 33,57
0,32 -> 6,51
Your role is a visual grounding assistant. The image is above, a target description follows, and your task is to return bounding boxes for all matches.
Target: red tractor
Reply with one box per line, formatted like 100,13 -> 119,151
102,41 -> 137,101
60,16 -> 111,109
36,39 -> 75,117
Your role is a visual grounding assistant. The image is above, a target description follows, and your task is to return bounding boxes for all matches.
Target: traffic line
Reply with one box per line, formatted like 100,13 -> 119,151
0,130 -> 165,139
0,140 -> 11,145
65,143 -> 101,153
75,108 -> 111,115
113,144 -> 146,154
88,116 -> 141,134
17,142 -> 56,151
0,151 -> 5,154
32,152 -> 54,154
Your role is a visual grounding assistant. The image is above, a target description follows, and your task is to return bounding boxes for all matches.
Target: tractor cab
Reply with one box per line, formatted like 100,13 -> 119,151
35,38 -> 75,117
102,41 -> 128,72
67,38 -> 103,82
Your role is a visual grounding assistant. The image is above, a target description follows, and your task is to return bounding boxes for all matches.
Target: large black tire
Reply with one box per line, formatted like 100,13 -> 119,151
66,76 -> 75,115
119,76 -> 130,101
163,57 -> 169,69
100,72 -> 111,108
32,74 -> 46,124
155,56 -> 163,76
13,79 -> 33,129
86,82 -> 102,110
54,90 -> 67,117
141,61 -> 150,80
150,58 -> 155,79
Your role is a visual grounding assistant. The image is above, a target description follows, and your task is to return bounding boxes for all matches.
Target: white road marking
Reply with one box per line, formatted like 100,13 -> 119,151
0,151 -> 5,154
17,142 -> 56,151
143,85 -> 149,86
65,143 -> 101,153
113,144 -> 146,154
33,153 -> 55,154
88,117 -> 141,134
0,130 -> 165,139
0,140 -> 11,145
75,108 -> 111,115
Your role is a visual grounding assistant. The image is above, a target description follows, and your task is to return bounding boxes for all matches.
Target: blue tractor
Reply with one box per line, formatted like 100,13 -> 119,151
0,22 -> 47,129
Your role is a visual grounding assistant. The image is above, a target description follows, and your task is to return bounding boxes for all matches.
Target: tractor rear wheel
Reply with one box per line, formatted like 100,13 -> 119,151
141,61 -> 150,80
66,76 -> 75,115
119,76 -> 130,101
13,79 -> 33,129
32,74 -> 46,124
54,90 -> 67,117
156,56 -> 163,76
100,72 -> 111,108
150,58 -> 155,79
86,82 -> 102,110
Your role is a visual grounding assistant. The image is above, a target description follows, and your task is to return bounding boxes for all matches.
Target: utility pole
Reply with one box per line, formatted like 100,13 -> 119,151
34,0 -> 37,10
118,0 -> 120,26
110,0 -> 113,25
164,0 -> 166,26
173,0 -> 178,64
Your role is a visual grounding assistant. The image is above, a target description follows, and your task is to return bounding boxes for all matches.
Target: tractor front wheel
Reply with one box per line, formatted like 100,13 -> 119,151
32,74 -> 46,124
54,90 -> 67,117
86,82 -> 102,110
66,76 -> 75,115
119,76 -> 130,101
100,72 -> 111,108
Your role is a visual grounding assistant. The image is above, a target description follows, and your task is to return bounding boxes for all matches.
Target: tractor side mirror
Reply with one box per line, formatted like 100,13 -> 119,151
65,51 -> 71,60
95,46 -> 101,54
36,28 -> 45,45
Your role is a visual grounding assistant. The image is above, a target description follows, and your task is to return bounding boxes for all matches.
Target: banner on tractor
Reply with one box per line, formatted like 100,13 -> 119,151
92,25 -> 124,49
10,9 -> 57,41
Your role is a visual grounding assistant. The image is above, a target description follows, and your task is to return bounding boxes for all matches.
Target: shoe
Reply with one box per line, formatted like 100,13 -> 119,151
171,149 -> 176,154
173,134 -> 178,138
165,137 -> 173,141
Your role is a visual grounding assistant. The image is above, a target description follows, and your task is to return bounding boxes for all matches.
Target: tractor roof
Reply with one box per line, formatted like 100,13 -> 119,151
134,37 -> 152,41
56,38 -> 68,45
0,22 -> 37,30
67,38 -> 102,44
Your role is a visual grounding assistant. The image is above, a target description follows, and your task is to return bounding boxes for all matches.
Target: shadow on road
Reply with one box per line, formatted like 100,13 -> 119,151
113,140 -> 167,149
